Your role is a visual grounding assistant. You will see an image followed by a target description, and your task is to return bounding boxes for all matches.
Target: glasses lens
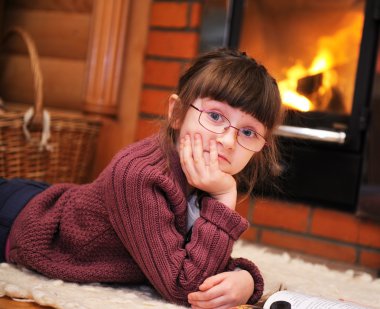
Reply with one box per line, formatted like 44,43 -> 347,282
199,111 -> 230,133
237,130 -> 266,152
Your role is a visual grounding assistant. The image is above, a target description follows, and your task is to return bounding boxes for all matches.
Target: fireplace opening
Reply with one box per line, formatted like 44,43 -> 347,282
200,0 -> 380,211
239,0 -> 363,117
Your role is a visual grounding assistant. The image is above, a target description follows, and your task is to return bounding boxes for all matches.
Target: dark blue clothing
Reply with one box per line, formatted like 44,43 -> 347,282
0,178 -> 49,261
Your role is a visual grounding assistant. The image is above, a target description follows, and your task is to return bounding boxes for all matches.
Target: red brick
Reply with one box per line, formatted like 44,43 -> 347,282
359,249 -> 380,269
252,198 -> 309,232
311,208 -> 360,244
150,2 -> 188,28
236,195 -> 251,219
261,230 -> 357,264
358,219 -> 380,249
190,3 -> 202,28
182,61 -> 192,72
146,31 -> 199,59
141,89 -> 171,116
241,226 -> 258,242
135,118 -> 162,141
143,59 -> 181,87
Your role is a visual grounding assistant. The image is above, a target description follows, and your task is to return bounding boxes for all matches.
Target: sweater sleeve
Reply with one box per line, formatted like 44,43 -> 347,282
227,257 -> 264,304
201,196 -> 264,304
105,155 -> 252,306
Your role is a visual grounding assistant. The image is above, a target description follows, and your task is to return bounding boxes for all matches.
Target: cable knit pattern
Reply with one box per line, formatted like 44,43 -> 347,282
7,134 -> 263,306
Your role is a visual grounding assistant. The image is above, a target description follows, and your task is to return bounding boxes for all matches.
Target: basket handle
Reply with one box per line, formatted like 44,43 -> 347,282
3,27 -> 44,128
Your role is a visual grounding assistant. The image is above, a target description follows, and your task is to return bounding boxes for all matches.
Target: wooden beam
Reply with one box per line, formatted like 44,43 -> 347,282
7,0 -> 93,13
0,54 -> 85,110
3,9 -> 91,60
91,0 -> 151,176
82,0 -> 130,116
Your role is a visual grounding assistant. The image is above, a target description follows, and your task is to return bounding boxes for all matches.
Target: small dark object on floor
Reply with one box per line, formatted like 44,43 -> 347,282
270,300 -> 291,309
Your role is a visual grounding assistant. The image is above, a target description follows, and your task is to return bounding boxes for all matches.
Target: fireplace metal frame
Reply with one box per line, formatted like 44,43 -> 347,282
225,0 -> 380,210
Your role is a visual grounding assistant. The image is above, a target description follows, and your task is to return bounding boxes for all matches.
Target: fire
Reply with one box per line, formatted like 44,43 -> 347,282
279,14 -> 363,113
279,89 -> 313,112
278,62 -> 312,112
279,50 -> 335,112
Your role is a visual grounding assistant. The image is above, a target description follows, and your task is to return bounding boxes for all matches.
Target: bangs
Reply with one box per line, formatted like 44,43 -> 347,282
178,58 -> 282,130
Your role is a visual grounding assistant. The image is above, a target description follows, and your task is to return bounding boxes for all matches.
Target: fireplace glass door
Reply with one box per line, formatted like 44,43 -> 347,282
199,0 -> 379,209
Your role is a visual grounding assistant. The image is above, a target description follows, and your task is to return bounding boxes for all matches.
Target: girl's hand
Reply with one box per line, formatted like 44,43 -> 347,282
179,133 -> 237,209
187,270 -> 254,309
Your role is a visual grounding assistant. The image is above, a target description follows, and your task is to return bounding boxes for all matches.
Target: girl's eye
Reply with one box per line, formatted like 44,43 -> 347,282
240,128 -> 257,138
206,111 -> 224,122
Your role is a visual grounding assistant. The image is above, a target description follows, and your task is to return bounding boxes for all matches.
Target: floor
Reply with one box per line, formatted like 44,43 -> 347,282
0,297 -> 52,308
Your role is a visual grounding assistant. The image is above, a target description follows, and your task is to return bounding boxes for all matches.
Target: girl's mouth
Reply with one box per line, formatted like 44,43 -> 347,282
217,154 -> 230,164
203,150 -> 230,164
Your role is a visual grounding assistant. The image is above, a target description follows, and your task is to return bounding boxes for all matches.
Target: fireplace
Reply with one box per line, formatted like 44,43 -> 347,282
200,0 -> 380,211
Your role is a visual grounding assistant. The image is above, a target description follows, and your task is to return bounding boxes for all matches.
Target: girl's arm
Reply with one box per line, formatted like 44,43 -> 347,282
180,133 -> 264,306
105,150 -> 249,306
198,197 -> 264,302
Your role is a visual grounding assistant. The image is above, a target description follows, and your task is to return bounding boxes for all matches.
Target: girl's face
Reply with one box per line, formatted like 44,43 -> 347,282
169,95 -> 267,176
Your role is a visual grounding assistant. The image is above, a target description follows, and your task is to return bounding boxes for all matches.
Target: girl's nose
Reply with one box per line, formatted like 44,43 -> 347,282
216,127 -> 238,149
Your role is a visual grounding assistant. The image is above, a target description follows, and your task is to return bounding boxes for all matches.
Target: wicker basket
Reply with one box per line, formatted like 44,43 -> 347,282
0,27 -> 102,184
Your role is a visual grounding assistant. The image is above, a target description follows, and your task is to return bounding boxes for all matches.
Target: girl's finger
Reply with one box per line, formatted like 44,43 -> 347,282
208,139 -> 219,171
191,305 -> 212,309
189,294 -> 227,309
181,134 -> 198,181
179,137 -> 191,178
199,272 -> 225,291
192,134 -> 206,172
189,281 -> 225,302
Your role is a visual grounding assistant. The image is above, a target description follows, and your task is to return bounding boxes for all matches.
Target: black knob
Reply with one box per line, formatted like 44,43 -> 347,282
270,300 -> 291,309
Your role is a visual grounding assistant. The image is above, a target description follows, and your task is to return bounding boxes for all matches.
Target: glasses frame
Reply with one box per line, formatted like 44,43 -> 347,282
190,104 -> 267,152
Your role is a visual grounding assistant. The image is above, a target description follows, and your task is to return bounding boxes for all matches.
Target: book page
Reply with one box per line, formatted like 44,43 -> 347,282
263,291 -> 370,309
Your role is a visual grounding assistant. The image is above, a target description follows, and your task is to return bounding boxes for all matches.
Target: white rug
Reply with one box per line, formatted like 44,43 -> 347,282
0,240 -> 379,309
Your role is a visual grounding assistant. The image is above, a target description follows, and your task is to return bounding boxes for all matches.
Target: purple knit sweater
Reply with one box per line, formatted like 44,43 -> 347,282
8,135 -> 264,306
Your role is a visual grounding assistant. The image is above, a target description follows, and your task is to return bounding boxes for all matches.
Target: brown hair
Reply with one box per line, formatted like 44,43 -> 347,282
160,48 -> 284,196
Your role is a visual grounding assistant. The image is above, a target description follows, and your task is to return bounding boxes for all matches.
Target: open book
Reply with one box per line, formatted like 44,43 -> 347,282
263,290 -> 372,309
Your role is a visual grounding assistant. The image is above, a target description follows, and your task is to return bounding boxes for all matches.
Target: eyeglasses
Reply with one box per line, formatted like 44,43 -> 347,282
190,104 -> 267,152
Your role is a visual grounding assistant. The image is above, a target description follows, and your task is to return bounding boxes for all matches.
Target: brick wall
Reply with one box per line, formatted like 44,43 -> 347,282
137,0 -> 202,141
237,197 -> 380,271
138,0 -> 380,272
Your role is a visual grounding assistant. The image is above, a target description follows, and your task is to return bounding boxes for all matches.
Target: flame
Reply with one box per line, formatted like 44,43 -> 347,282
279,88 -> 313,112
278,62 -> 312,112
310,49 -> 333,74
279,14 -> 363,112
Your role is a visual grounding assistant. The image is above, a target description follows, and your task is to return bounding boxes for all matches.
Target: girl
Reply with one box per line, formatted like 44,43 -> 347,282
0,48 -> 283,309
